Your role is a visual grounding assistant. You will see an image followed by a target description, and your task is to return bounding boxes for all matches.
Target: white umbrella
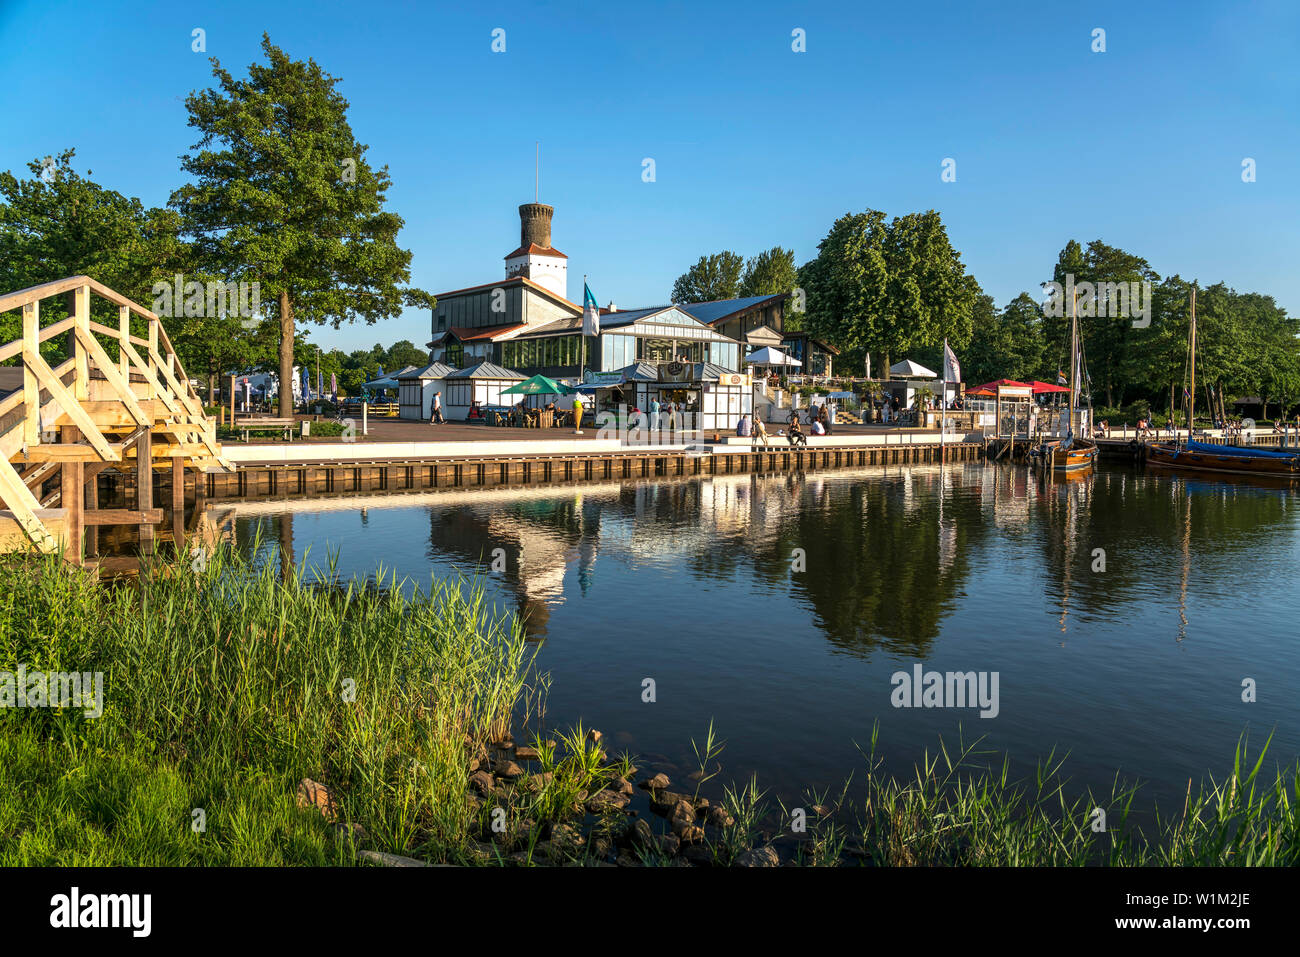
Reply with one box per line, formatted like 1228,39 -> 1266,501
889,359 -> 937,378
744,346 -> 802,367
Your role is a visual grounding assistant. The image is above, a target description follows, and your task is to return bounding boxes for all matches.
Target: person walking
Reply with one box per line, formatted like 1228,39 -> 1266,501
430,390 -> 444,424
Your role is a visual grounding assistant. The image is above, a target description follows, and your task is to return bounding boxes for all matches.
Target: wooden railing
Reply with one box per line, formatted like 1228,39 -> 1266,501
0,276 -> 230,556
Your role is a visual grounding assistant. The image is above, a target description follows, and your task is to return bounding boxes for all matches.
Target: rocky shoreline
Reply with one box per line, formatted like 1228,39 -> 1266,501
299,727 -> 798,867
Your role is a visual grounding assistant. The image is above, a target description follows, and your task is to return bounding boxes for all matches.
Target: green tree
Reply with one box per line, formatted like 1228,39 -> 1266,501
171,34 -> 432,417
964,292 -> 1047,385
738,246 -> 798,298
1047,239 -> 1160,407
800,209 -> 976,376
0,150 -> 183,349
671,251 -> 744,303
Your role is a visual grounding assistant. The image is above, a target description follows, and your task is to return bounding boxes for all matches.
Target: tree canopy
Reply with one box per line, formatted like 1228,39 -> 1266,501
170,33 -> 431,415
670,251 -> 744,303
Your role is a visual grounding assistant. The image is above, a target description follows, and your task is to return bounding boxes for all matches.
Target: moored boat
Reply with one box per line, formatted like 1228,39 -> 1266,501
1145,286 -> 1298,479
1146,439 -> 1300,476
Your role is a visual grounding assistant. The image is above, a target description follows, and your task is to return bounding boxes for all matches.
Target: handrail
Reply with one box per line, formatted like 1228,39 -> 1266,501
0,276 -> 231,554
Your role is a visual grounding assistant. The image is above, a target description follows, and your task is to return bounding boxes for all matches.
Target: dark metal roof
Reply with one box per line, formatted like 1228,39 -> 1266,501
401,362 -> 458,380
680,294 -> 786,325
445,360 -> 526,380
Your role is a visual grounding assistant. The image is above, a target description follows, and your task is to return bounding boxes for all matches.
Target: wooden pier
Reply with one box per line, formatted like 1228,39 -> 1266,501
0,277 -> 230,568
200,439 -> 984,502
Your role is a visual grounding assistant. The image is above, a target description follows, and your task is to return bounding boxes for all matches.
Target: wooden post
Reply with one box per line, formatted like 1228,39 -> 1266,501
118,306 -> 131,383
172,456 -> 185,552
72,285 -> 90,401
22,302 -> 39,447
59,426 -> 83,565
137,428 -> 154,553
85,466 -> 99,561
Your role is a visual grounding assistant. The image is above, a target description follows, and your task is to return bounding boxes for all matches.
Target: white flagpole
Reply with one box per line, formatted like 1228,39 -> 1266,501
940,338 -> 948,466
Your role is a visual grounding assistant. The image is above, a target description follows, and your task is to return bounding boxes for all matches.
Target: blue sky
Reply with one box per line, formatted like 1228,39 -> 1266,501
2,0 -> 1297,353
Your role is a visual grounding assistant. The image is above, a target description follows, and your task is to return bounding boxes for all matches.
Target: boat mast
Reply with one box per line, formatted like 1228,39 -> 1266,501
1068,288 -> 1078,436
1187,287 -> 1197,446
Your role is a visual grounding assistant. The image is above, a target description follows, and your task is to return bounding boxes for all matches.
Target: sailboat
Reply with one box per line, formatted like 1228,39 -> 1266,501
1147,288 -> 1300,477
1030,290 -> 1098,472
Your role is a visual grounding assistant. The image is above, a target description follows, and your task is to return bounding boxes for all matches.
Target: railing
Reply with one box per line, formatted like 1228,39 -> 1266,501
0,276 -> 229,553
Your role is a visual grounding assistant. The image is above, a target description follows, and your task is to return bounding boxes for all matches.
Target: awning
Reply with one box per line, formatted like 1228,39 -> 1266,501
1030,380 -> 1070,394
889,359 -> 937,378
744,346 -> 802,367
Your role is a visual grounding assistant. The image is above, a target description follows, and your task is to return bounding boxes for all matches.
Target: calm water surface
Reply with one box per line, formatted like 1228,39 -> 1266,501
214,463 -> 1300,810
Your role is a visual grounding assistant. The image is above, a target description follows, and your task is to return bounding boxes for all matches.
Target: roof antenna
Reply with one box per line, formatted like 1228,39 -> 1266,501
535,141 -> 539,202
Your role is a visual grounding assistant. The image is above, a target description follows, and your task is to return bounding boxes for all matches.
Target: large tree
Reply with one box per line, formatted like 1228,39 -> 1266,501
1047,239 -> 1160,407
171,34 -> 432,416
670,251 -> 744,303
800,209 -> 976,376
0,150 -> 183,346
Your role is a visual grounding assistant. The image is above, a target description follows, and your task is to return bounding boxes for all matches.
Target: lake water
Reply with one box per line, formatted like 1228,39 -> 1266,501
214,462 -> 1300,811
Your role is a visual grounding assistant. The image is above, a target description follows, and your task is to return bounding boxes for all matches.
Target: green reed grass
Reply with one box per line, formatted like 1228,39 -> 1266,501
1,548 -> 1297,867
0,542 -> 533,865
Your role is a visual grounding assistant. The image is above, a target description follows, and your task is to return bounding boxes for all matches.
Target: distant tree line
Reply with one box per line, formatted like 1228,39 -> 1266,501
671,218 -> 1300,416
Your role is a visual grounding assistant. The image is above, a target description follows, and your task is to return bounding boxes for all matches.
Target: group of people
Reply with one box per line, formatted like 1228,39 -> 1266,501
736,402 -> 838,448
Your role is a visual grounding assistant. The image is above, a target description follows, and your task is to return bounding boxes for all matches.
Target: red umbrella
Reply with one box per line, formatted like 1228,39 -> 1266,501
1030,380 -> 1070,394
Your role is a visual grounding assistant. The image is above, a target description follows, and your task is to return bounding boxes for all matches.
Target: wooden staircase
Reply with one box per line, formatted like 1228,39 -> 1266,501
0,276 -> 231,565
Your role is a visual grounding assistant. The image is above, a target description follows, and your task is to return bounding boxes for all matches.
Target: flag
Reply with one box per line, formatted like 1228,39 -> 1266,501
1056,369 -> 1067,386
942,340 -> 961,384
582,282 -> 601,337
330,372 -> 337,399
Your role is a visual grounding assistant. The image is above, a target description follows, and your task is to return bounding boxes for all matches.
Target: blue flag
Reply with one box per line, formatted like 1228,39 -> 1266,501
583,282 -> 601,336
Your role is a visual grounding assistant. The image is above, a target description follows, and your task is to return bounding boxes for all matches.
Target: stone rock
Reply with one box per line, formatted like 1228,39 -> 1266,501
675,824 -> 705,844
615,851 -> 641,867
656,832 -> 681,857
638,773 -> 670,791
333,821 -> 366,845
514,745 -> 540,760
668,800 -> 696,830
619,817 -> 655,850
589,834 -> 614,861
551,823 -> 585,853
649,790 -> 693,815
586,729 -> 603,744
613,776 -> 635,796
682,844 -> 714,866
586,789 -> 631,813
706,806 -> 735,828
734,846 -> 781,867
469,770 -> 494,795
297,778 -> 337,822
492,757 -> 525,779
357,850 -> 433,867
521,770 -> 553,792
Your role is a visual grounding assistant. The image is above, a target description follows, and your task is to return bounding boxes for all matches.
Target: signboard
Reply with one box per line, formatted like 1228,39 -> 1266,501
713,372 -> 750,387
659,361 -> 693,383
583,370 -> 625,386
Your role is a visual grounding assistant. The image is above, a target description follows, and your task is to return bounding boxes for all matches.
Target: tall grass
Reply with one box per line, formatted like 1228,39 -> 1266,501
0,542 -> 533,864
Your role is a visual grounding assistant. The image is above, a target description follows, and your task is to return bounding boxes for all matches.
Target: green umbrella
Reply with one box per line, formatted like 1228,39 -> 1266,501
500,374 -> 575,396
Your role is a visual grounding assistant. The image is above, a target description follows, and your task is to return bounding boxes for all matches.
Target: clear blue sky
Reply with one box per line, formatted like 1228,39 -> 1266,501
2,0 -> 1297,354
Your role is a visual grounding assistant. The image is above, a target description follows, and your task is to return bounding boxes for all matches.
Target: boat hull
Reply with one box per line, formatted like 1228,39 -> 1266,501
1146,443 -> 1300,477
1031,440 -> 1098,472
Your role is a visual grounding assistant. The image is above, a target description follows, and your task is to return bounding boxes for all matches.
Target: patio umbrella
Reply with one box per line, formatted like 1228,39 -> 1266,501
500,374 -> 575,396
